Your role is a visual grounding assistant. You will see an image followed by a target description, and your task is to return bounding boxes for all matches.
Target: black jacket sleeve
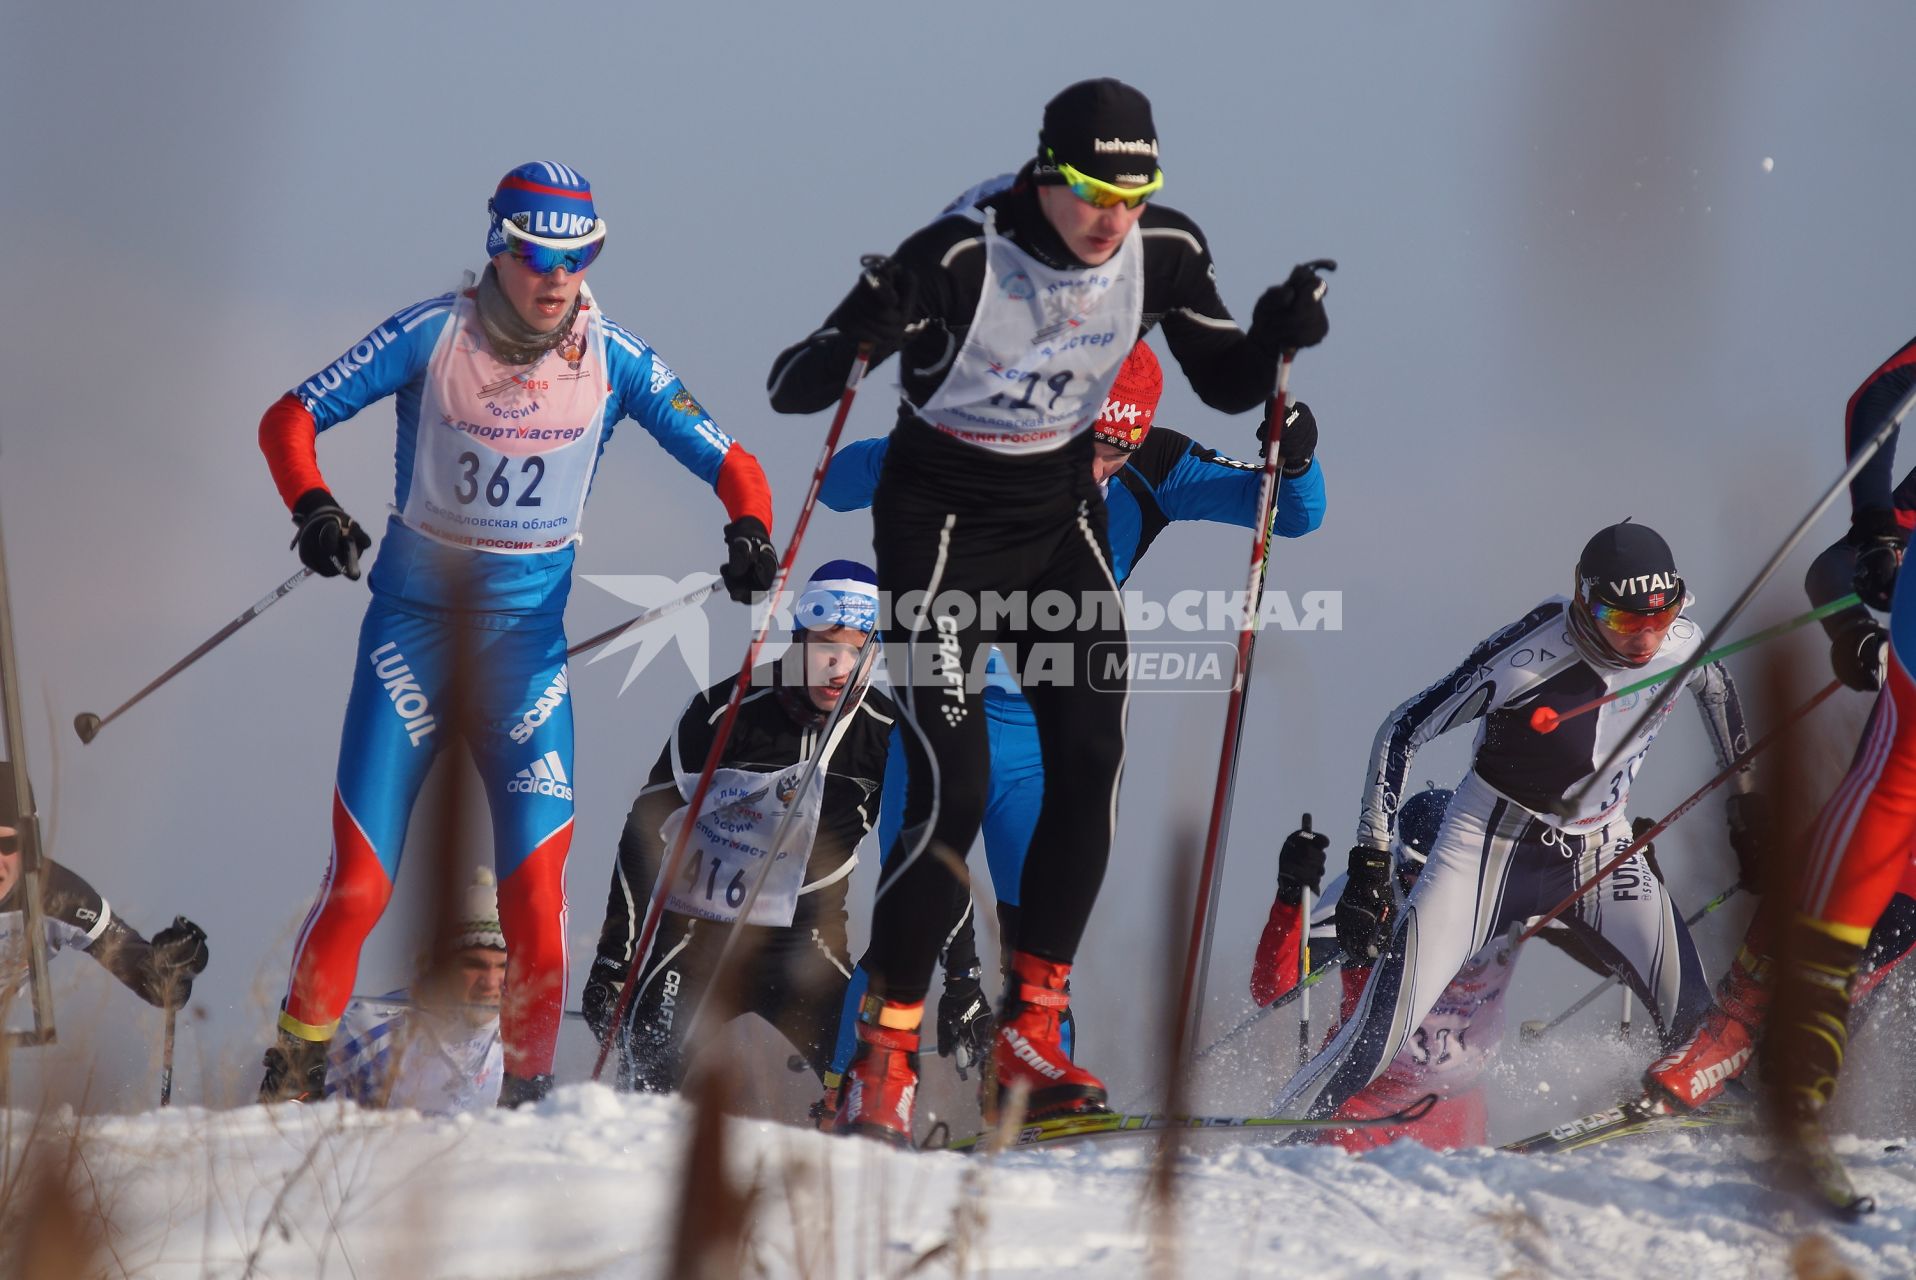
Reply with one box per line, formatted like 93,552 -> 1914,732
1142,209 -> 1280,415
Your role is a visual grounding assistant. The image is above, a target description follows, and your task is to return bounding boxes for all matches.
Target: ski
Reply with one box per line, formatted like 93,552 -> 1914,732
1787,1119 -> 1877,1220
939,1093 -> 1437,1153
1501,1092 -> 1752,1156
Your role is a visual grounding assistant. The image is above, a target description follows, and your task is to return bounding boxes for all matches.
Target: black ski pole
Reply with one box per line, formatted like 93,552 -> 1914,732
159,1003 -> 177,1107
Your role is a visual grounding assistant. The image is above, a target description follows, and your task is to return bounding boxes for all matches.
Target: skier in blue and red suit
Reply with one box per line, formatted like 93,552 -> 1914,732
255,162 -> 776,1106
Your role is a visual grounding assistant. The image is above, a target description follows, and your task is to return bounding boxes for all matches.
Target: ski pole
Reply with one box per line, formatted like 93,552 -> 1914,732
1530,594 -> 1860,734
1298,881 -> 1313,1068
1175,271 -> 1332,1062
75,567 -> 314,744
674,639 -> 881,1055
590,339 -> 872,1083
1534,883 -> 1741,1039
159,1003 -> 177,1107
1561,377 -> 1916,817
567,579 -> 720,659
1519,882 -> 1740,1042
1619,987 -> 1633,1041
1510,679 -> 1840,954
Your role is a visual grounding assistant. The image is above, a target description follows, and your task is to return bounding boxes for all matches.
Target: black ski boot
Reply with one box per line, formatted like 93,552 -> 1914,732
259,1030 -> 329,1104
499,1072 -> 554,1109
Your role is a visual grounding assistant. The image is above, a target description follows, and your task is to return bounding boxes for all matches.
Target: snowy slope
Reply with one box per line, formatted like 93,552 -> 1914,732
11,1084 -> 1913,1279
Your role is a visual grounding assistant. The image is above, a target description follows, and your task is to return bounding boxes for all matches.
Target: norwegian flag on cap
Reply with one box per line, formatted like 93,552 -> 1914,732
1091,341 -> 1165,451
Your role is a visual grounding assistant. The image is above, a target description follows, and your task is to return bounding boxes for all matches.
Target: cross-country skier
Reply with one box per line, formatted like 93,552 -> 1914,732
1253,788 -> 1660,1150
1271,522 -> 1755,1122
257,162 -> 776,1106
768,77 -> 1330,1144
0,772 -> 209,1014
581,562 -> 895,1093
326,868 -> 508,1115
1661,335 -> 1916,1134
813,338 -> 1327,1122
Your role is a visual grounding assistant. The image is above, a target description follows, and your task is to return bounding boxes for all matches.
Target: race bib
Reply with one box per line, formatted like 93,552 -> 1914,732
402,290 -> 609,553
660,711 -> 857,927
917,211 -> 1143,455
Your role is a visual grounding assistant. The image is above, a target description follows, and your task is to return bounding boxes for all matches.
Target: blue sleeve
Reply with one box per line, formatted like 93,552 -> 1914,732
819,438 -> 890,512
602,318 -> 737,487
1848,363 -> 1916,516
1272,459 -> 1326,539
293,294 -> 453,431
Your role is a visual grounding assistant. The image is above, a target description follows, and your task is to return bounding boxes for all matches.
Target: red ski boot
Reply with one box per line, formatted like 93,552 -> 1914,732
1645,948 -> 1770,1108
835,998 -> 921,1148
993,952 -> 1107,1119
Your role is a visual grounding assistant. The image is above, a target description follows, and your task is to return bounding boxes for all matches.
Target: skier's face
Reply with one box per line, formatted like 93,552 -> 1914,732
803,626 -> 871,711
1603,622 -> 1670,665
1092,441 -> 1132,484
0,829 -> 15,899
454,947 -> 508,1011
490,250 -> 587,333
1037,183 -> 1146,265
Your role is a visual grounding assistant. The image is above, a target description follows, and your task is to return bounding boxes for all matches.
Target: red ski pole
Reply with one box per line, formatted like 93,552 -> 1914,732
590,341 -> 872,1081
1172,277 -> 1330,1063
1508,677 -> 1840,953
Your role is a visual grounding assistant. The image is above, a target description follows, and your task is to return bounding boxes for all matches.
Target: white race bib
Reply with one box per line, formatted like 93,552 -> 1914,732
661,712 -> 857,927
918,212 -> 1143,455
402,289 -> 609,553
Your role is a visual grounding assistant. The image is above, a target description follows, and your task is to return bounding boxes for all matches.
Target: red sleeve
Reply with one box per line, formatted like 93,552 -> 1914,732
1250,896 -> 1304,1005
714,444 -> 774,530
259,393 -> 327,510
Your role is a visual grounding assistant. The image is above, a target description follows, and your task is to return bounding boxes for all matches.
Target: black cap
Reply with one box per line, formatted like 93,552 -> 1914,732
1577,521 -> 1682,612
1037,78 -> 1159,187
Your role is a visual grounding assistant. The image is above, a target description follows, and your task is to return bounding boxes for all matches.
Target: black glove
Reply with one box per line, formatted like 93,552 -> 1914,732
1830,619 -> 1888,693
719,516 -> 778,604
581,956 -> 626,1047
1849,507 -> 1907,611
291,487 -> 372,580
146,916 -> 209,1005
1725,792 -> 1773,892
935,966 -> 995,1079
1335,846 -> 1395,960
1249,260 -> 1333,356
833,254 -> 917,349
1276,825 -> 1328,906
1256,400 -> 1319,475
1629,817 -> 1664,885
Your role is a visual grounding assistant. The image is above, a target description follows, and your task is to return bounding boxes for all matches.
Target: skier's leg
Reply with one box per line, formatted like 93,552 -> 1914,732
1774,611 -> 1916,1114
1271,778 -> 1521,1120
1559,836 -> 1713,1048
281,601 -> 444,1044
617,913 -> 711,1092
473,624 -> 574,1089
764,895 -> 855,1084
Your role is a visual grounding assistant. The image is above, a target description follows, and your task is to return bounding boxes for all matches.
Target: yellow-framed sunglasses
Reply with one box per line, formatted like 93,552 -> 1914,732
1047,147 -> 1164,210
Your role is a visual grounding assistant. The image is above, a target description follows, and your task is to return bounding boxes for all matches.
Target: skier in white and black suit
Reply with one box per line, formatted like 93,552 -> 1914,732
1272,522 -> 1754,1121
768,77 -> 1331,1144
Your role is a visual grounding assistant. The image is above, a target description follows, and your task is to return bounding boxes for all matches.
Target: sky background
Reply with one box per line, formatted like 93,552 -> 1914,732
2,2 -> 1913,1127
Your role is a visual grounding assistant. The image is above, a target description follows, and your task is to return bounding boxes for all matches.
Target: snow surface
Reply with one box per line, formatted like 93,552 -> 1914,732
9,1082 -> 1914,1279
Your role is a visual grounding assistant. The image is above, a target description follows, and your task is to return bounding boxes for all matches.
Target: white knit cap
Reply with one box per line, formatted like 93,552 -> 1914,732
452,867 -> 506,952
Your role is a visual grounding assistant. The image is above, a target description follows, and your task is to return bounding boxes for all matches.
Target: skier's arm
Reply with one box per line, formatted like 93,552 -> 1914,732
1846,359 -> 1916,519
818,437 -> 891,513
1148,431 -> 1326,539
1145,211 -> 1280,415
1684,659 -> 1755,794
606,333 -> 773,530
1356,608 -> 1558,848
767,224 -> 962,415
258,300 -> 452,508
